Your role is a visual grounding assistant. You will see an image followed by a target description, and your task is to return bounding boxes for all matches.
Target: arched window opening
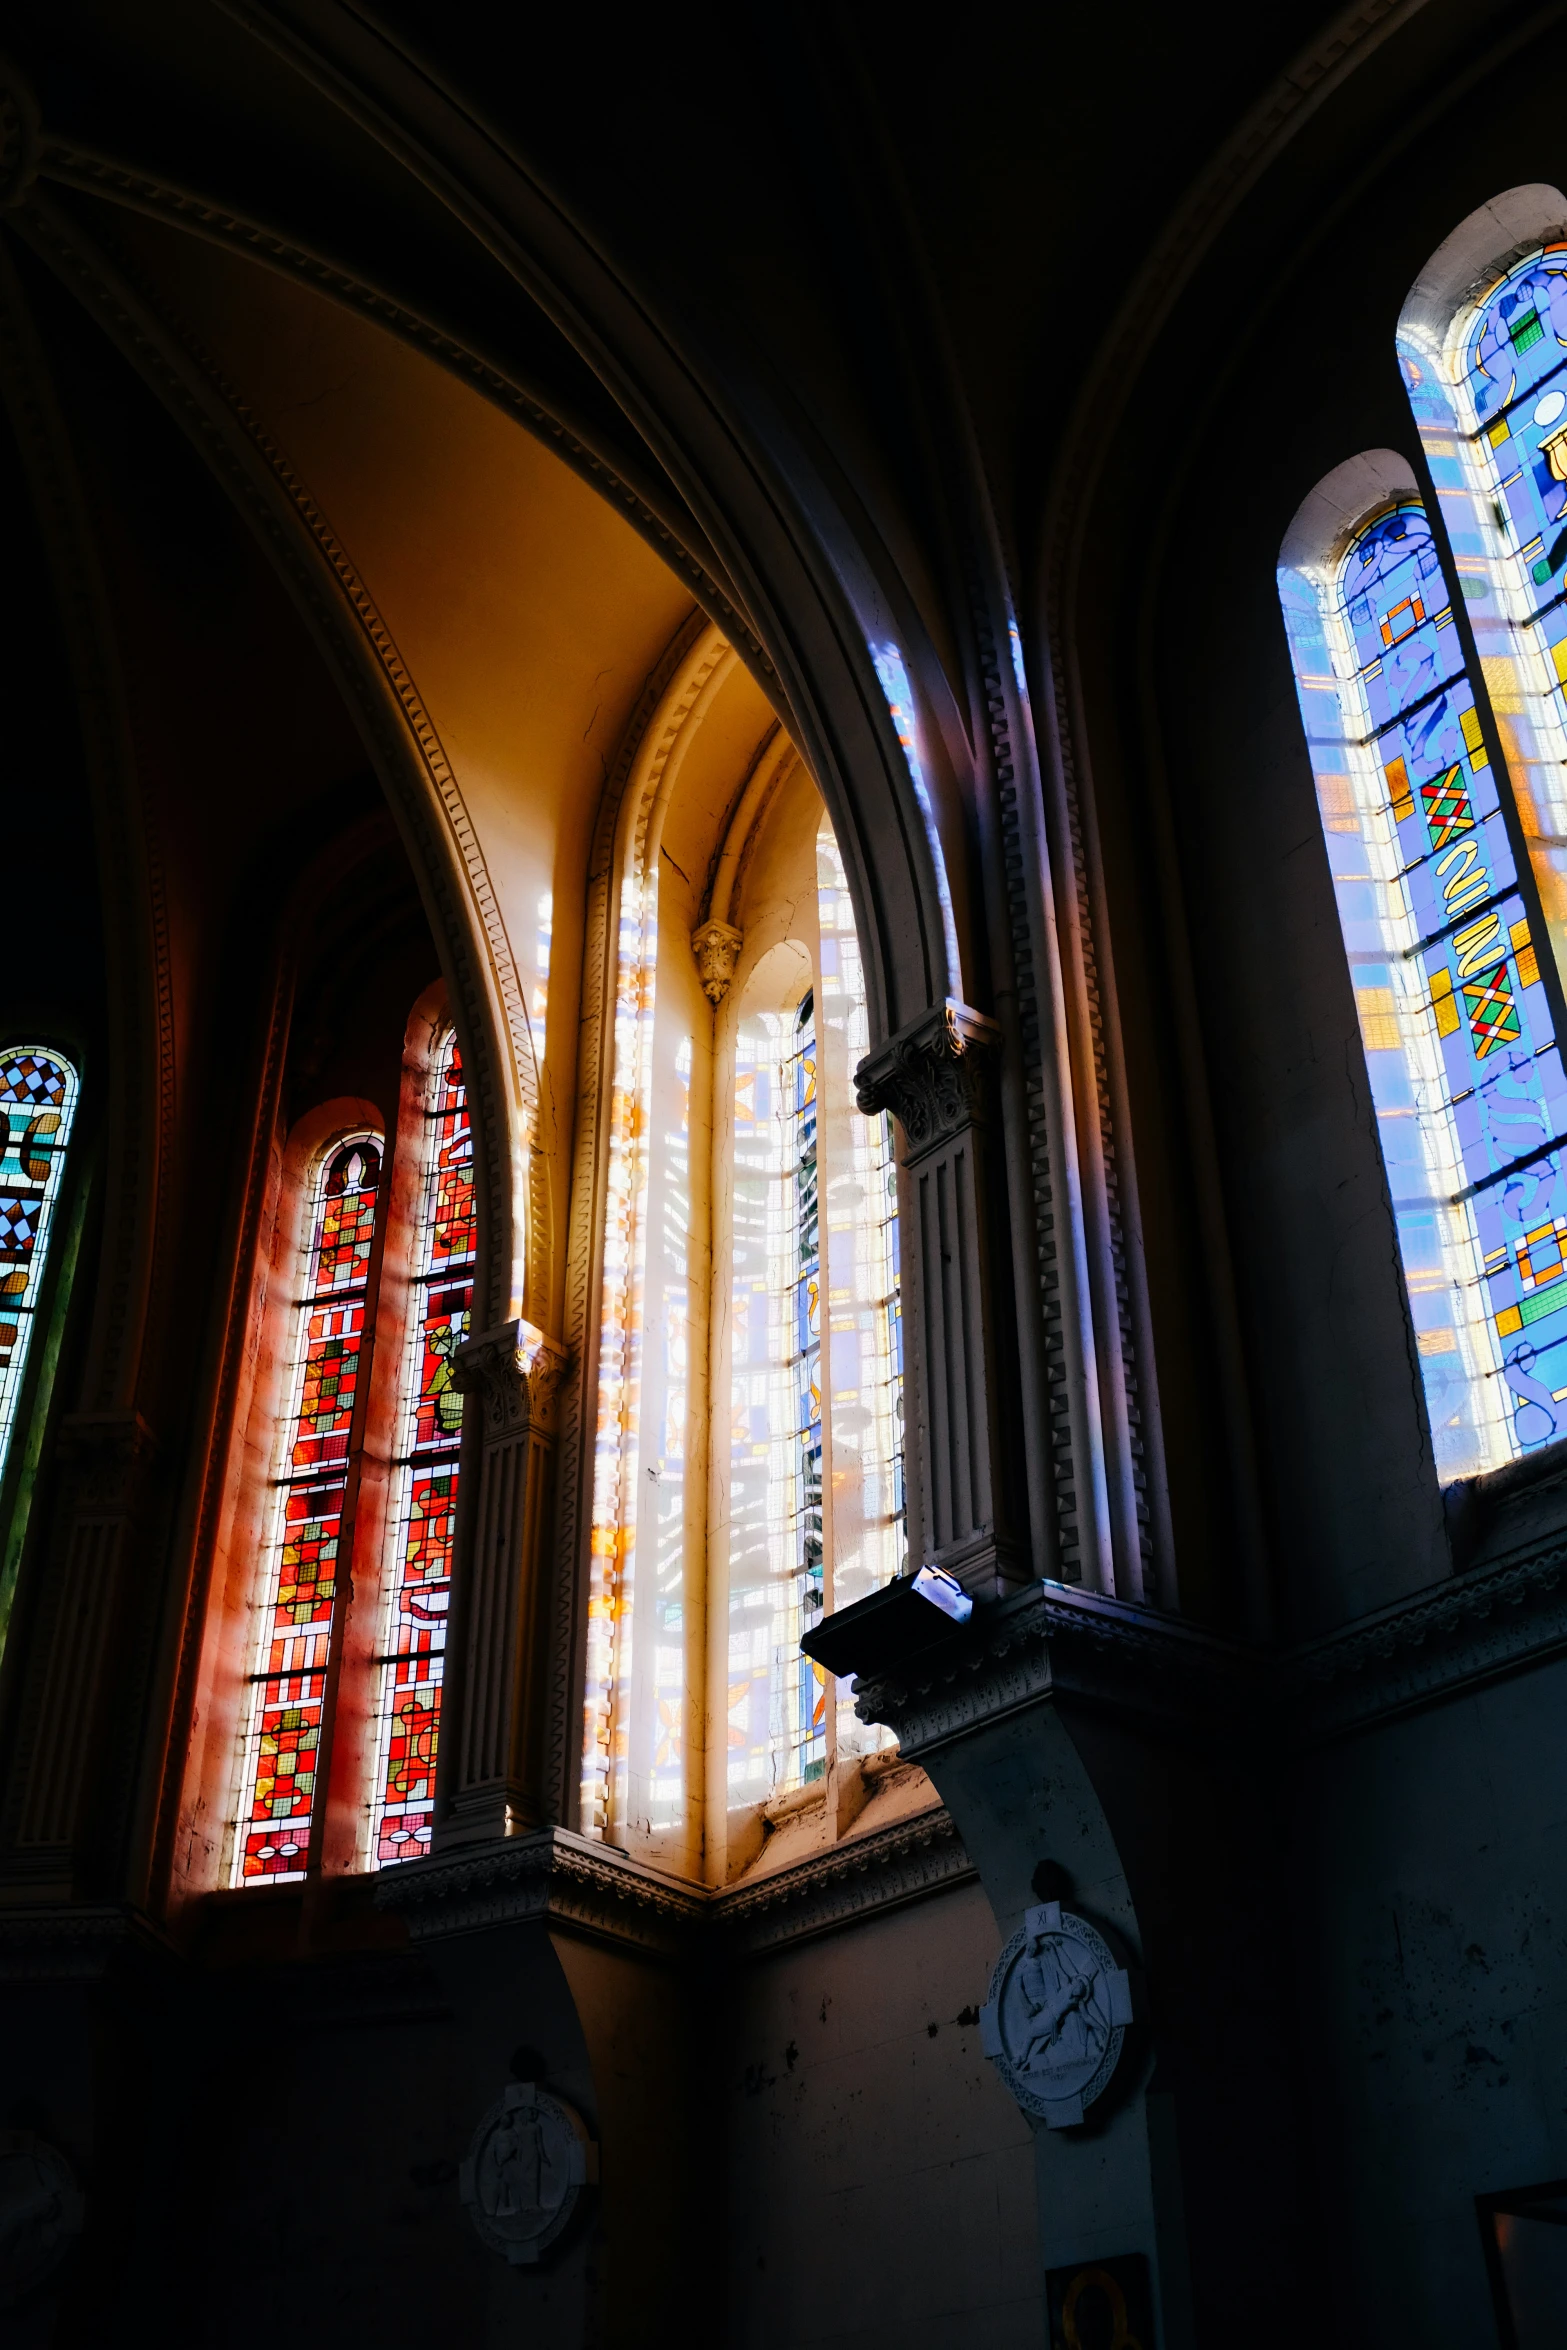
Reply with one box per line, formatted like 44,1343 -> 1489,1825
579,700 -> 907,1866
367,1032 -> 473,1868
1280,482 -> 1567,1477
0,1047 -> 79,1487
230,1129 -> 383,1884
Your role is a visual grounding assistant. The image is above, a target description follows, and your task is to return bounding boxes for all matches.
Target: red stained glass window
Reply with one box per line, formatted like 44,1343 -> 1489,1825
232,1133 -> 382,1883
368,1035 -> 473,1866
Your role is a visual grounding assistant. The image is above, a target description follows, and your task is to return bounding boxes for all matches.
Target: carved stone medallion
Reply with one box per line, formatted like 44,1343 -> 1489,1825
980,1900 -> 1133,2128
0,2132 -> 84,2307
458,2084 -> 595,2265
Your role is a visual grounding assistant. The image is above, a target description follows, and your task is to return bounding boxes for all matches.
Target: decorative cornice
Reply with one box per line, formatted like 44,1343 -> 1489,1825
378,1812 -> 975,1960
1287,1528 -> 1567,1742
0,1902 -> 173,1982
848,1512 -> 1567,1758
717,1808 -> 975,1957
853,1580 -> 1254,1758
856,999 -> 1000,1157
378,1826 -> 707,1955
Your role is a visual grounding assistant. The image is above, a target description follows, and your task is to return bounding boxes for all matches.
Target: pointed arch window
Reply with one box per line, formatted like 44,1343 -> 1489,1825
0,1047 -> 78,1485
1279,187 -> 1567,1476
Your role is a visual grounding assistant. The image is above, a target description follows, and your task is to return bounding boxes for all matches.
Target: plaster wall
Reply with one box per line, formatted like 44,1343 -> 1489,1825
722,1882 -> 1041,2350
1292,1653 -> 1567,2345
103,209 -> 699,1315
1131,32 -> 1567,1632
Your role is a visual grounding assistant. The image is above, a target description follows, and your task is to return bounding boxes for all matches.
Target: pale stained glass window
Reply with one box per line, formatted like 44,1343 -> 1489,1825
727,991 -> 823,1798
583,788 -> 904,1840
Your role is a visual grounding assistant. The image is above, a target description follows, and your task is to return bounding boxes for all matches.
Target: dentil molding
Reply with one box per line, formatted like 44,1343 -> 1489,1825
376,1812 -> 976,1960
849,1515 -> 1567,1759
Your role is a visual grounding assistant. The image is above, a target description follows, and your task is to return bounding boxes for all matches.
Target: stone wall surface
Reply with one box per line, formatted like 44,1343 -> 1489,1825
722,1882 -> 1039,2350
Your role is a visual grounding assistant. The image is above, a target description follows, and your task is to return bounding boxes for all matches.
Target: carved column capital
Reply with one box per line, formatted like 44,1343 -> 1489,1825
53,1412 -> 157,1512
855,1000 -> 1000,1158
690,918 -> 743,1006
453,1321 -> 569,1443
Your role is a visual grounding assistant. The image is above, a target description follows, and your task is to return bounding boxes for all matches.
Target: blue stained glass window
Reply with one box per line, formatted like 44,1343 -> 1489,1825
1281,496 -> 1567,1473
0,1048 -> 78,1488
1400,240 -> 1567,996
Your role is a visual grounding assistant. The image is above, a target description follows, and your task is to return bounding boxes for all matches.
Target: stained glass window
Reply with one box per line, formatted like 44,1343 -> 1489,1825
582,832 -> 657,1837
815,818 -> 905,1598
583,788 -> 903,1838
0,1049 -> 78,1487
231,1131 -> 382,1883
1400,240 -> 1567,1019
727,989 -> 825,1798
642,1030 -> 693,1834
787,992 -> 825,1780
367,1035 -> 473,1866
1280,496 -> 1567,1475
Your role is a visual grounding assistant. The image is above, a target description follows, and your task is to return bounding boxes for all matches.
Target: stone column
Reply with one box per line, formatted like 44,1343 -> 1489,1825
857,1002 -> 1026,1600
3,1412 -> 156,1886
436,1319 -> 568,1848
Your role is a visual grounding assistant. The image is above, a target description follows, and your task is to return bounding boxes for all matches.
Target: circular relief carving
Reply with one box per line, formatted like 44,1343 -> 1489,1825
459,2084 -> 594,2265
980,1901 -> 1133,2128
0,2133 -> 84,2308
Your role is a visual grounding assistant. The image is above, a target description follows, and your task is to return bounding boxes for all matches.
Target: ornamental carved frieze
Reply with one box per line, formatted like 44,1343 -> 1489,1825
452,1320 -> 568,1444
855,1000 -> 1000,1156
690,917 -> 743,1005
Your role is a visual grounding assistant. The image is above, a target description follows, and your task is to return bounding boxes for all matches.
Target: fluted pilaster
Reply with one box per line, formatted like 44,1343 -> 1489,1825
857,1002 -> 1026,1599
435,1320 -> 567,1847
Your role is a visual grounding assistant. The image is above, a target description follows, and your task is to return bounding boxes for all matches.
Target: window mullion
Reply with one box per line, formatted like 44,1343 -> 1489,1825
1410,431 -> 1567,1066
